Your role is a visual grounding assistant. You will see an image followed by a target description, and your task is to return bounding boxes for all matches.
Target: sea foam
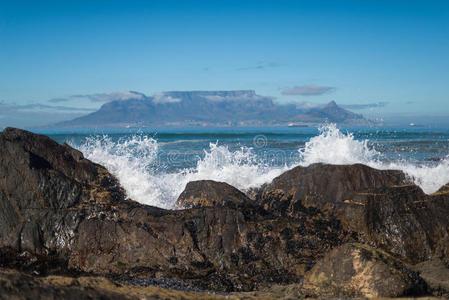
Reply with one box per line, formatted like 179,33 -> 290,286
75,124 -> 449,209
298,123 -> 449,194
76,136 -> 289,209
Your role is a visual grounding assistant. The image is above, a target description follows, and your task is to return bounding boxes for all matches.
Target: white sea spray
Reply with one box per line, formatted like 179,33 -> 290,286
297,123 -> 449,194
73,124 -> 449,209
76,136 -> 289,209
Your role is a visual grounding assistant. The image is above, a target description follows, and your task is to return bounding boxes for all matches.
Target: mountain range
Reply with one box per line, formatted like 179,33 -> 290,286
55,90 -> 372,128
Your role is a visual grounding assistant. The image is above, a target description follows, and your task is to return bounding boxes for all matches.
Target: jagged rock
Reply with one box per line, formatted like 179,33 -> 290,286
0,127 -> 126,263
176,180 -> 273,222
341,184 -> 449,264
257,163 -> 407,217
68,202 -> 349,291
257,163 -> 449,264
302,243 -> 427,298
176,180 -> 251,208
430,185 -> 449,266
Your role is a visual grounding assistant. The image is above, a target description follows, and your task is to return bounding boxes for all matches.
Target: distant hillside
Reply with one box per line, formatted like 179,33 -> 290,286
54,90 -> 371,128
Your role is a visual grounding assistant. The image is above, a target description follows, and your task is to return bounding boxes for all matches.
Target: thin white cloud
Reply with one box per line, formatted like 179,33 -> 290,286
48,97 -> 69,103
0,102 -> 94,128
294,101 -> 323,110
341,102 -> 389,110
49,91 -> 146,103
203,94 -> 265,102
282,85 -> 336,96
200,90 -> 268,102
0,102 -> 94,113
152,93 -> 181,103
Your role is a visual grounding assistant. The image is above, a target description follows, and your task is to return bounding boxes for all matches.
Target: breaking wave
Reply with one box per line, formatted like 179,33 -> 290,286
298,123 -> 449,194
73,124 -> 449,209
76,136 -> 289,209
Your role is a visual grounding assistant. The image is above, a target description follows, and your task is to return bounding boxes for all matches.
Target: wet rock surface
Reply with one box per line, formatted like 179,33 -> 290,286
256,163 -> 449,265
0,127 -> 126,271
1,127 -> 449,298
69,200 -> 347,291
256,163 -> 408,217
341,184 -> 449,264
176,180 -> 251,209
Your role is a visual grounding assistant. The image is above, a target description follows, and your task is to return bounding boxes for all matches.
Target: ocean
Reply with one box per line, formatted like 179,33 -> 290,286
36,123 -> 449,209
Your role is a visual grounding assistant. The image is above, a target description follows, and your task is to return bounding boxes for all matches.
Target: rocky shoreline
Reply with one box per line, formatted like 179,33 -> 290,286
1,127 -> 448,299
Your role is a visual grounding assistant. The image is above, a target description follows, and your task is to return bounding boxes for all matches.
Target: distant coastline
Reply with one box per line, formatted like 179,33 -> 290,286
49,90 -> 377,129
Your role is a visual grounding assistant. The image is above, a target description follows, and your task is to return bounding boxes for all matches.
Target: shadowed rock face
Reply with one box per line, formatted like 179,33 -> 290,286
0,127 -> 125,208
302,243 -> 427,298
0,127 -> 126,264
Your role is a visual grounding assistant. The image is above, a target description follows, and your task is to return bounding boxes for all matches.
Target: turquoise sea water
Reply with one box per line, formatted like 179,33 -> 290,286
33,124 -> 449,209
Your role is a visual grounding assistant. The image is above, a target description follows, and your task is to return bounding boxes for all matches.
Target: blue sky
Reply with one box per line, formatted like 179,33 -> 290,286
0,0 -> 448,127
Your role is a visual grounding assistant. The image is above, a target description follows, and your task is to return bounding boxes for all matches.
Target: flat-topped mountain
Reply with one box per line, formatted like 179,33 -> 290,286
55,90 -> 371,128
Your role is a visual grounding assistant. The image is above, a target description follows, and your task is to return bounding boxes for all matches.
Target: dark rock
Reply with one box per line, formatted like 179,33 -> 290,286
176,180 -> 251,209
257,163 -> 407,217
0,127 -> 126,266
116,276 -> 215,293
302,243 -> 428,298
341,184 -> 449,264
68,203 -> 346,291
257,163 -> 449,265
176,180 -> 273,222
